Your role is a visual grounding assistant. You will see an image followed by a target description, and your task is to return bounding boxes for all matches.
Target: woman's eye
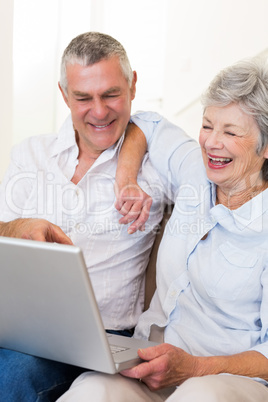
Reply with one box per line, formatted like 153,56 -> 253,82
225,132 -> 236,137
202,125 -> 212,130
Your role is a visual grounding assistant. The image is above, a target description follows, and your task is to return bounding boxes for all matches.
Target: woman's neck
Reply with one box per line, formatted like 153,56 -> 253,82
216,181 -> 268,209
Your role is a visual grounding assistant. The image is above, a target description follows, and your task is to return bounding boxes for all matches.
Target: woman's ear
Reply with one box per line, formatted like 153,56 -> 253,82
263,144 -> 268,160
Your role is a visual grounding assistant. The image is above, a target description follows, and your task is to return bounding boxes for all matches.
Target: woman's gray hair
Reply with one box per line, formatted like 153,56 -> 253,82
60,32 -> 133,95
201,57 -> 268,180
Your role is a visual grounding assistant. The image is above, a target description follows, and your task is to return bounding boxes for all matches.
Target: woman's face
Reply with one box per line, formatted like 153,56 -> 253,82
199,103 -> 268,194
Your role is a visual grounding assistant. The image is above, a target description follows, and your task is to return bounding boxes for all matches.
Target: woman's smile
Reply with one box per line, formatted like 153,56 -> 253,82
207,154 -> 233,169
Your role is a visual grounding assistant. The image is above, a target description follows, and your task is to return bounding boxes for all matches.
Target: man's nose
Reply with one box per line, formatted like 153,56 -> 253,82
90,98 -> 108,120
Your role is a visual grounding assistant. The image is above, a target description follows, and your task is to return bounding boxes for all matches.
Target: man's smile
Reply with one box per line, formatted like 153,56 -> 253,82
88,120 -> 116,129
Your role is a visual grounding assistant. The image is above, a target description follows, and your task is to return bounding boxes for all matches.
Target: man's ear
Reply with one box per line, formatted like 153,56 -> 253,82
130,71 -> 137,100
58,82 -> 70,108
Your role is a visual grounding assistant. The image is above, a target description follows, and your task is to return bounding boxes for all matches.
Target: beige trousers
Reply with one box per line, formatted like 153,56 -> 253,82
57,372 -> 268,402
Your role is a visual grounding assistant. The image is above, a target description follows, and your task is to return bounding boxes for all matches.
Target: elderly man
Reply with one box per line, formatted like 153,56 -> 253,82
0,32 -> 175,401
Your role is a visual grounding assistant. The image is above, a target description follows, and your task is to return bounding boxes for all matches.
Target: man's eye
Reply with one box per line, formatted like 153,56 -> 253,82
202,125 -> 212,130
104,94 -> 119,98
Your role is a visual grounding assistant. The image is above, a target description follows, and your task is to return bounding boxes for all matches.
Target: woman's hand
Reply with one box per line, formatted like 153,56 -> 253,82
120,343 -> 200,391
114,179 -> 152,234
115,123 -> 151,233
121,344 -> 268,391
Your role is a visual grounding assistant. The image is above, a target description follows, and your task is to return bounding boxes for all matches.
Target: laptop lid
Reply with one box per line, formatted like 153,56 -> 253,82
0,236 -> 156,374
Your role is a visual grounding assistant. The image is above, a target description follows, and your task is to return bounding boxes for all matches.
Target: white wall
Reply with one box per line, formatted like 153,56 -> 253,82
163,0 -> 268,138
0,0 -> 14,180
1,0 -> 268,180
7,0 -> 168,180
12,0 -> 93,145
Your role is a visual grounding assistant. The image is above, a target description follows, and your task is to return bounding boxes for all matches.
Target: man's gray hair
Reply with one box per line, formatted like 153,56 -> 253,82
60,32 -> 133,95
201,57 -> 268,180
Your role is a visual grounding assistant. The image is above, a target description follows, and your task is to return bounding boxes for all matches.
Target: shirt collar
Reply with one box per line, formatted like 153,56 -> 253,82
210,187 -> 268,233
49,113 -> 125,166
49,115 -> 77,158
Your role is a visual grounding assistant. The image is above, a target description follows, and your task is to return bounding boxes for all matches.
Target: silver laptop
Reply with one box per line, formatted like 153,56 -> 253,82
0,236 -> 157,374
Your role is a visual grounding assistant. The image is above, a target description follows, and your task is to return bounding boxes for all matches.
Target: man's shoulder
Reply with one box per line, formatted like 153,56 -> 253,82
13,132 -> 57,153
11,133 -> 58,168
12,114 -> 74,163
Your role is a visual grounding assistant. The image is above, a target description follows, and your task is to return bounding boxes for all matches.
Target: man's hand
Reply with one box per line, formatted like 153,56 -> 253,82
114,179 -> 152,234
0,218 -> 73,245
120,343 -> 200,391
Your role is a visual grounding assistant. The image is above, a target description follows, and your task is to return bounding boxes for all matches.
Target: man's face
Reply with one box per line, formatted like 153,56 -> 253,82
60,56 -> 137,156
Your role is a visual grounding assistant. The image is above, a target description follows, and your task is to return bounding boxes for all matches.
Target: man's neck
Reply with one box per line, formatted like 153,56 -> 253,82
71,129 -> 103,184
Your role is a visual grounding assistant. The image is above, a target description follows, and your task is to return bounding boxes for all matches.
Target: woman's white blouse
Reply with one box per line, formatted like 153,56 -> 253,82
131,111 -> 268,385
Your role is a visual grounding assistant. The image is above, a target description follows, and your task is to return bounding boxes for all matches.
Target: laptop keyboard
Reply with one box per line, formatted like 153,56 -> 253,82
110,344 -> 130,354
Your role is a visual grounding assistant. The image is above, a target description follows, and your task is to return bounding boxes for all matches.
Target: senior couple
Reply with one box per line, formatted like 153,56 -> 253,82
0,31 -> 268,401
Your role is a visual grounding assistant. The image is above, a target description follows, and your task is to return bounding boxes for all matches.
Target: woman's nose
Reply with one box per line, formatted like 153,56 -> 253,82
205,131 -> 224,149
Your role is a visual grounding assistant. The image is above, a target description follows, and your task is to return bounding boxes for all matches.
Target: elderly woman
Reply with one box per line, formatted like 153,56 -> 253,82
58,58 -> 268,401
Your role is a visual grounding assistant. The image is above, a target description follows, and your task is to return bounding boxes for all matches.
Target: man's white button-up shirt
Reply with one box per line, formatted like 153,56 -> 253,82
0,114 -> 172,330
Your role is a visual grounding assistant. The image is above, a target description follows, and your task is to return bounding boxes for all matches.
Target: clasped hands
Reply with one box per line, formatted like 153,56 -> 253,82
114,178 -> 152,234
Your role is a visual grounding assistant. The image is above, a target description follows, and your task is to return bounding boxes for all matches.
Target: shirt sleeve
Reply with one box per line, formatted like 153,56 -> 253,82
250,262 -> 268,359
130,111 -> 201,202
0,143 -> 34,221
